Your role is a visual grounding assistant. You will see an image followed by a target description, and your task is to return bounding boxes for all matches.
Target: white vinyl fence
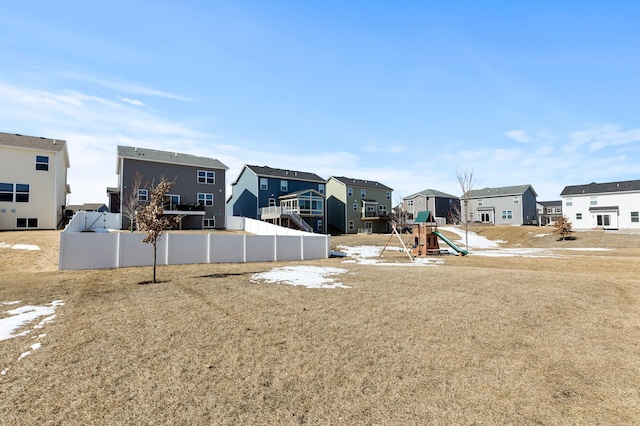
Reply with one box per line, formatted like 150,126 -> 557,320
59,213 -> 330,270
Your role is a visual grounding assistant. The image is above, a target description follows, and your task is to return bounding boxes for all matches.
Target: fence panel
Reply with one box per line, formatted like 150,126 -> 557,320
209,234 -> 246,263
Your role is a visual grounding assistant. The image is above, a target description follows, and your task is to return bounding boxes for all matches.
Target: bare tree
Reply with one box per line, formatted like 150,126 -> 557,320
121,172 -> 145,232
553,216 -> 573,241
457,170 -> 475,250
135,177 -> 184,283
390,193 -> 410,231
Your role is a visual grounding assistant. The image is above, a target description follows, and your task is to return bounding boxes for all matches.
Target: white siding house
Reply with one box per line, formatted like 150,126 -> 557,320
560,180 -> 640,230
0,132 -> 71,230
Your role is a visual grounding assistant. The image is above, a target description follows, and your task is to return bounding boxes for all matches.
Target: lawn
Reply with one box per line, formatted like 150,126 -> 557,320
1,227 -> 639,424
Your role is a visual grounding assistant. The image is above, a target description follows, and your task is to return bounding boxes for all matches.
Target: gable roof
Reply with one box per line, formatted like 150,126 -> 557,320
117,145 -> 228,173
406,188 -> 458,199
560,179 -> 640,196
414,211 -> 434,223
0,132 -> 67,152
0,132 -> 70,166
467,184 -> 537,199
245,165 -> 325,183
329,176 -> 393,191
539,200 -> 562,207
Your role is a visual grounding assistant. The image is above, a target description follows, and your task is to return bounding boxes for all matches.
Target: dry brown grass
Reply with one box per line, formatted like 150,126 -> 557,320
1,228 -> 639,424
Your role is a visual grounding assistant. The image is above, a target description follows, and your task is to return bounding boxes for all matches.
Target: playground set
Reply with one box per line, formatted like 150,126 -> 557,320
381,210 -> 468,260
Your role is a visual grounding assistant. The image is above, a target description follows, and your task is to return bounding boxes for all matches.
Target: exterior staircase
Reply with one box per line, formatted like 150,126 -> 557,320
283,212 -> 314,233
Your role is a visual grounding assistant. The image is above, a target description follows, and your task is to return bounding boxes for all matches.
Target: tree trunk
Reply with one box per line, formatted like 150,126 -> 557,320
153,241 -> 157,283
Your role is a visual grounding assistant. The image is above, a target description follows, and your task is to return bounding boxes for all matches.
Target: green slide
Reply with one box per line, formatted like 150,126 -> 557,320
433,230 -> 468,256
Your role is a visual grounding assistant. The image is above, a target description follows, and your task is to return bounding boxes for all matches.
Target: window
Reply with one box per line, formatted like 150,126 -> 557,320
590,196 -> 597,206
407,200 -> 413,206
318,184 -> 325,194
138,189 -> 149,201
204,218 -> 215,228
35,155 -> 49,171
501,210 -> 513,220
478,199 -> 483,206
260,178 -> 268,190
469,212 -> 473,220
348,220 -> 354,231
513,196 -> 520,204
0,183 -> 29,202
280,180 -> 288,192
566,198 -> 573,207
353,203 -> 358,211
15,184 -> 29,203
197,170 -> 215,184
547,208 -> 553,214
165,194 -> 180,210
198,193 -> 214,206
269,198 -> 276,207
317,219 -> 323,231
0,183 -> 12,202
631,212 -> 639,223
348,187 -> 353,197
576,213 -> 582,220
361,189 -> 366,198
378,205 -> 387,215
386,191 -> 391,200
16,218 -> 38,228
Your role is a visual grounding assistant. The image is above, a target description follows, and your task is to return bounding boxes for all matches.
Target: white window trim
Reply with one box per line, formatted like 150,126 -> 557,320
198,192 -> 214,206
197,170 -> 215,184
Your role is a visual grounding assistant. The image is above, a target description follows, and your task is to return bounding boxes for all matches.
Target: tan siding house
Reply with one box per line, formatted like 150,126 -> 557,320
0,132 -> 70,230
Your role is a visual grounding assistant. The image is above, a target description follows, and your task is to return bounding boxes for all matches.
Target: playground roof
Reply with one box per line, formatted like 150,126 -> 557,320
414,211 -> 434,223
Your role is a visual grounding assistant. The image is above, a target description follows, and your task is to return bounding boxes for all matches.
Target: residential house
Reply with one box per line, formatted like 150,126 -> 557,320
326,176 -> 393,234
402,189 -> 460,224
560,179 -> 640,230
226,165 -> 326,233
538,200 -> 562,226
464,184 -> 538,225
0,132 -> 70,230
116,146 -> 228,230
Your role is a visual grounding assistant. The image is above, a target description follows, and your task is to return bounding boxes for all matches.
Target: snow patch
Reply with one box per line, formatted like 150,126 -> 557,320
1,300 -> 64,341
0,242 -> 40,250
251,266 -> 350,289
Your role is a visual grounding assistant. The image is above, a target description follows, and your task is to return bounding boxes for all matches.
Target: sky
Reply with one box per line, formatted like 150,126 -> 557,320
1,1 -> 639,204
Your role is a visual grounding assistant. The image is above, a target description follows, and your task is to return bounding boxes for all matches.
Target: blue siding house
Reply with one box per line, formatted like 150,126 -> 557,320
226,165 -> 327,233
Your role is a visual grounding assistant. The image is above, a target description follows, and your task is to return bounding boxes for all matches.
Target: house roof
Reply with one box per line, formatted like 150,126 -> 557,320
245,165 -> 325,182
329,176 -> 393,191
538,200 -> 562,207
0,132 -> 67,152
560,179 -> 640,196
0,132 -> 70,166
467,184 -> 537,199
406,188 -> 458,199
117,145 -> 228,173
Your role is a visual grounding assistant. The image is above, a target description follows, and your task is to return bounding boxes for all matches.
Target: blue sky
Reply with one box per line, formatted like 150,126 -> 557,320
2,1 -> 639,204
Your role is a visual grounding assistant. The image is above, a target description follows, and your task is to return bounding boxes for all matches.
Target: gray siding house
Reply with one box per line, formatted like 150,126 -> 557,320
402,189 -> 460,224
538,200 -> 562,226
464,184 -> 538,225
116,146 -> 228,230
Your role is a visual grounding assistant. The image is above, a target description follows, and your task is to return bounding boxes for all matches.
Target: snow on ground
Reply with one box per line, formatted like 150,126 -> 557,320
337,245 -> 444,266
0,242 -> 40,250
1,300 -> 64,378
439,226 -> 503,248
251,266 -> 350,289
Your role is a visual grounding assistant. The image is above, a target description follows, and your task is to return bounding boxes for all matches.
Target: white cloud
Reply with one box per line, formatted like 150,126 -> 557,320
120,97 -> 145,107
504,130 -> 531,143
